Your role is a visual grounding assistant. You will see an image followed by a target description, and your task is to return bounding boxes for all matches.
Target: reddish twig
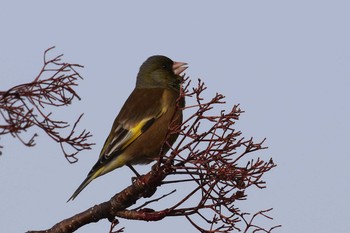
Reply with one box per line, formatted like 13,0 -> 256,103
0,46 -> 94,162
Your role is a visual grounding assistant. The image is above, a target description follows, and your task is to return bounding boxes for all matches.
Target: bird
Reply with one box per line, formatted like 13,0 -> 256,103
67,55 -> 188,201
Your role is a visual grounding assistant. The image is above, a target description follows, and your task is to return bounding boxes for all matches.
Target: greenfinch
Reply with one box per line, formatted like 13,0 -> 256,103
68,55 -> 187,201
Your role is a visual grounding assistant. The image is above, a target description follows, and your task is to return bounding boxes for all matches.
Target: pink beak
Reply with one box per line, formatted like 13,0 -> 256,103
172,61 -> 188,75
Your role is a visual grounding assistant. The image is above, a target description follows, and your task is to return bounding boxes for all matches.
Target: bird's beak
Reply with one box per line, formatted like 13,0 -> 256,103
173,61 -> 188,75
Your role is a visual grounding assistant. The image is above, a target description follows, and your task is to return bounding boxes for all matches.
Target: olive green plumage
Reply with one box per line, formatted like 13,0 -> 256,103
68,55 -> 187,201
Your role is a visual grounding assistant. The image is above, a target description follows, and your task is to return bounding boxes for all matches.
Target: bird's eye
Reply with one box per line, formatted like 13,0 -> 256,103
162,65 -> 167,69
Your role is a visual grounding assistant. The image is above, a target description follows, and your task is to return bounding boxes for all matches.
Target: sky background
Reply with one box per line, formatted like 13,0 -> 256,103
1,1 -> 350,232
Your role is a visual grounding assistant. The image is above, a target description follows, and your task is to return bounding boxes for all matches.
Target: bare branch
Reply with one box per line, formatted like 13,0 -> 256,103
0,47 -> 94,161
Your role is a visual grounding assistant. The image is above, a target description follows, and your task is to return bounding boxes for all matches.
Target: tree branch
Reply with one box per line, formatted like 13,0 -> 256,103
0,47 -> 94,161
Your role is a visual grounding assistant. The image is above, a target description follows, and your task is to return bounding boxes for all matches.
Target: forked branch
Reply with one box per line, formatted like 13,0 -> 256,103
0,47 -> 94,161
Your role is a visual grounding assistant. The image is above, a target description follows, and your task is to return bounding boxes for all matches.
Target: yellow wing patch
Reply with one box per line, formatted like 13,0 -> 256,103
105,107 -> 167,157
122,118 -> 151,149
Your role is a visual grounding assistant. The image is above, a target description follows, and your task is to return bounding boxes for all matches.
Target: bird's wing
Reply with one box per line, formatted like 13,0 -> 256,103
102,112 -> 161,158
98,88 -> 167,161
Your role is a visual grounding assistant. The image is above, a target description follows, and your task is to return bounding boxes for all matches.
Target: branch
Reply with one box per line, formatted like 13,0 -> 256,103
27,165 -> 169,233
0,47 -> 94,162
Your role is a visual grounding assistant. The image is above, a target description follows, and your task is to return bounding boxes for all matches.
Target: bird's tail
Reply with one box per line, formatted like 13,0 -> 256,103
67,171 -> 101,202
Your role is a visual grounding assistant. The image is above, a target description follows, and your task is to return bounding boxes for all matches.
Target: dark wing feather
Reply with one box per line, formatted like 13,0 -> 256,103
92,88 -> 166,170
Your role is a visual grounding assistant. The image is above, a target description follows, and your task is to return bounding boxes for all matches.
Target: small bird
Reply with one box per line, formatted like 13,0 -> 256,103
68,55 -> 188,201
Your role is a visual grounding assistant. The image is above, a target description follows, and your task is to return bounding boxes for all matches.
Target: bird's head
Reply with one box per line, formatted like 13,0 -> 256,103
136,55 -> 188,91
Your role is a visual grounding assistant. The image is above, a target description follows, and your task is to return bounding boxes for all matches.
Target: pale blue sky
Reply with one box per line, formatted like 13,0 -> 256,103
1,1 -> 350,232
